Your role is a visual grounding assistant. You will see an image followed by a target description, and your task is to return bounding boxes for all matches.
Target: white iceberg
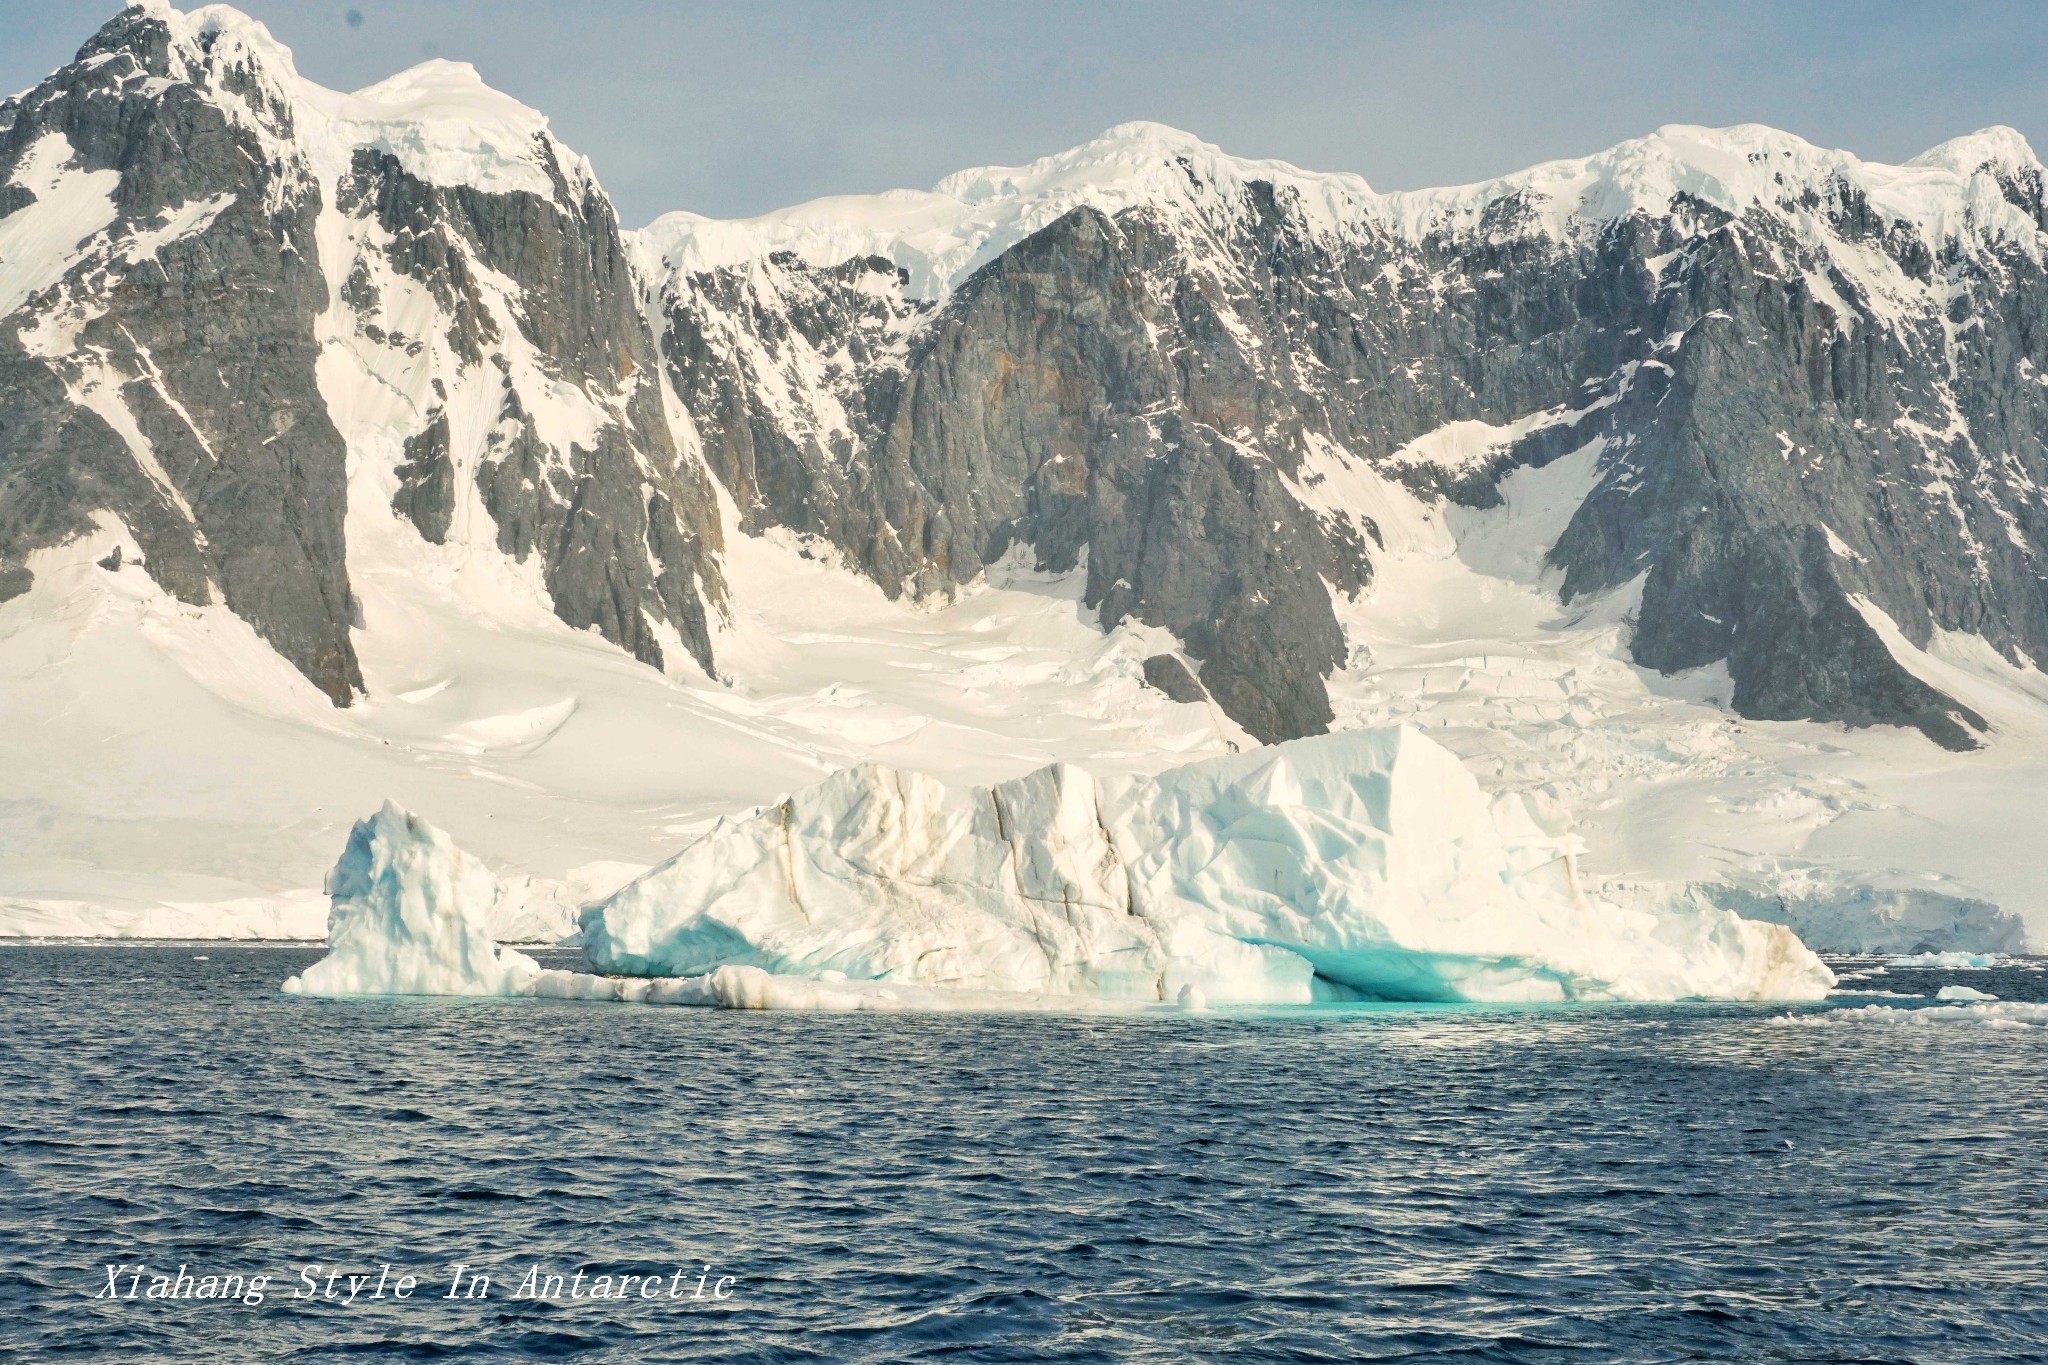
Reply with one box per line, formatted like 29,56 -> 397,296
284,728 -> 1833,1008
578,727 -> 1831,1005
1885,951 -> 2006,969
283,801 -> 540,998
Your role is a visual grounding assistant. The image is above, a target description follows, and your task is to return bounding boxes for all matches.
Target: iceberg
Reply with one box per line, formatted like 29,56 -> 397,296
1886,951 -> 2007,969
283,802 -> 541,998
579,727 -> 1830,1004
285,728 -> 1833,1008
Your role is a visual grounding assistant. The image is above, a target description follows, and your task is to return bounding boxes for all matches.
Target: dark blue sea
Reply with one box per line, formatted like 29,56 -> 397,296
3,946 -> 2046,1362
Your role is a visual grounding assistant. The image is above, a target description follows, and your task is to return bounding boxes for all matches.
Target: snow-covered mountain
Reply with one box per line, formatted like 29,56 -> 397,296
3,2 -> 2045,951
642,116 -> 2048,748
0,0 -> 724,703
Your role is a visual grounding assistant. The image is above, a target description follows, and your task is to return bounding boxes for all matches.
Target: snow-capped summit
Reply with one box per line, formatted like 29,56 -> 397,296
93,3 -> 587,202
1905,123 -> 2039,177
1373,120 -> 2047,247
637,117 -> 2048,304
637,119 -> 1384,298
317,58 -> 584,201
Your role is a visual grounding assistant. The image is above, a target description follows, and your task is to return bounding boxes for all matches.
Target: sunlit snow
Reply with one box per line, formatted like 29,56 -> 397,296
286,733 -> 1832,1008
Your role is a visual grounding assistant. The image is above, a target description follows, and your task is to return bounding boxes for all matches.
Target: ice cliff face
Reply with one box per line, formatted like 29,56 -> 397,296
580,727 -> 1831,1004
11,6 -> 2048,754
289,730 -> 1833,1006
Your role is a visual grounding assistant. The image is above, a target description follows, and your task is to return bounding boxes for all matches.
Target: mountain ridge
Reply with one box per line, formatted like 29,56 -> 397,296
634,117 -> 2046,294
8,1 -> 2048,749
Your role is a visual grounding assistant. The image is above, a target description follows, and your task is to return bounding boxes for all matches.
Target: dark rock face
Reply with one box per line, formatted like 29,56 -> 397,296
0,5 -> 362,701
650,189 -> 1649,740
650,175 -> 1670,742
332,146 -> 725,674
655,202 -> 1396,743
651,249 -> 930,559
1141,653 -> 1207,705
1533,171 -> 2048,749
390,412 -> 455,545
1,6 -> 725,701
650,139 -> 2048,748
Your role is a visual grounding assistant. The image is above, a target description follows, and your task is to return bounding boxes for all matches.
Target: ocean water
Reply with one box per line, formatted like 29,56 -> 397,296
4,947 -> 2046,1363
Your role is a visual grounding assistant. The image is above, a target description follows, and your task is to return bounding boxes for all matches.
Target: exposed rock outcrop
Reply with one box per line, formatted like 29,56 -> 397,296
0,3 -> 725,704
642,123 -> 2048,747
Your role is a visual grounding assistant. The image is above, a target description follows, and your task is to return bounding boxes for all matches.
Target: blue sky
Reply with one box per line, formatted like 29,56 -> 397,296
8,1 -> 2048,227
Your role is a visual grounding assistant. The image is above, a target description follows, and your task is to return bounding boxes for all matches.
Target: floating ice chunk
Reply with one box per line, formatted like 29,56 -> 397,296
581,727 -> 1833,1004
1887,951 -> 2004,969
288,731 -> 1833,1009
1936,984 -> 1999,1002
1777,1001 -> 2048,1028
283,802 -> 540,998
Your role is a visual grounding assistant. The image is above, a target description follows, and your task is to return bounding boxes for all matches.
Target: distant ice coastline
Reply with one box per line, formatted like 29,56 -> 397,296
280,727 -> 1833,1010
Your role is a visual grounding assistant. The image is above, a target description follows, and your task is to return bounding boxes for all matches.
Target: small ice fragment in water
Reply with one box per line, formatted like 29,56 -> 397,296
1888,951 -> 2001,969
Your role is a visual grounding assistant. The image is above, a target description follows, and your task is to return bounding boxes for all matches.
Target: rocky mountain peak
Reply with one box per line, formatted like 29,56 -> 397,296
1,0 -> 723,708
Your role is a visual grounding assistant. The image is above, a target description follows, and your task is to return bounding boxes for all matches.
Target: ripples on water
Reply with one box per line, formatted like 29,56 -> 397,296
3,947 -> 2046,1362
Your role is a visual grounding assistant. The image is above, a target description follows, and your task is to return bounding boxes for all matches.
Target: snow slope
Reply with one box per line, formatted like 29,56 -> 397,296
0,496 -> 1240,940
1322,439 -> 2038,953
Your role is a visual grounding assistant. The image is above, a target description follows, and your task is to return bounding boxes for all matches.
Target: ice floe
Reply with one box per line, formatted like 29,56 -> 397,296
1887,951 -> 2007,969
1777,1001 -> 2048,1029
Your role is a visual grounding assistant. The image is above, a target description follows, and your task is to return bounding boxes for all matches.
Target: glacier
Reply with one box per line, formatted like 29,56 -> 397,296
285,728 -> 1833,1009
